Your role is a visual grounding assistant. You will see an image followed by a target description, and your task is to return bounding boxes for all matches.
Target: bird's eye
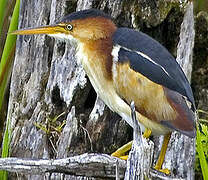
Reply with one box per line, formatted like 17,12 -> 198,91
66,24 -> 73,31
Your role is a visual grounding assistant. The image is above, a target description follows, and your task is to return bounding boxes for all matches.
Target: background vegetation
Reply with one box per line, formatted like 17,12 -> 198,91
193,0 -> 208,179
0,0 -> 20,179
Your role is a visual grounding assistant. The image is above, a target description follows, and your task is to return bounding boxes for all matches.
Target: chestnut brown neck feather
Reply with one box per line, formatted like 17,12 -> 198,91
78,18 -> 116,79
83,36 -> 114,80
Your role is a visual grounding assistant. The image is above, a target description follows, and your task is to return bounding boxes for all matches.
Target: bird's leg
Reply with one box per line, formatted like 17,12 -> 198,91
111,128 -> 151,160
111,102 -> 137,160
112,102 -> 149,160
143,128 -> 152,138
154,133 -> 171,174
111,141 -> 132,160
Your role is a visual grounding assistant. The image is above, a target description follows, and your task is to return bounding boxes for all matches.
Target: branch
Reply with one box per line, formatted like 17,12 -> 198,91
125,102 -> 154,179
0,153 -> 126,179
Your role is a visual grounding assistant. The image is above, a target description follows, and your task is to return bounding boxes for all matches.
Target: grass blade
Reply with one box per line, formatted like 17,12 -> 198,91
196,124 -> 208,180
0,0 -> 8,35
0,0 -> 20,179
0,0 -> 20,111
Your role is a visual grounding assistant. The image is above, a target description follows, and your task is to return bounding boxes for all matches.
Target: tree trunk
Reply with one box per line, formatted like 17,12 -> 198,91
7,0 -> 196,179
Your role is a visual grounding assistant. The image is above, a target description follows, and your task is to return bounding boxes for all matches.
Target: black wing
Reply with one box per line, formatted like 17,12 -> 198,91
112,27 -> 195,109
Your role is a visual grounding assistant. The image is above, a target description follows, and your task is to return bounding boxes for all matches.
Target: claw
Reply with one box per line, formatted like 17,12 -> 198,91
154,165 -> 171,175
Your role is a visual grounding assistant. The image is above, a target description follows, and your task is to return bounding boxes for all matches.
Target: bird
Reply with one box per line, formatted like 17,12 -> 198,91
12,8 -> 196,174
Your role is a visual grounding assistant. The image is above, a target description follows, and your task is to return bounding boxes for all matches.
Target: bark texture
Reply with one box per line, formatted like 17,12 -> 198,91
0,154 -> 126,178
7,0 -> 196,179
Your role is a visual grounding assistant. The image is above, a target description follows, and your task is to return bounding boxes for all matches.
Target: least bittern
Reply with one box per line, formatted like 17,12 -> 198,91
12,9 -> 196,174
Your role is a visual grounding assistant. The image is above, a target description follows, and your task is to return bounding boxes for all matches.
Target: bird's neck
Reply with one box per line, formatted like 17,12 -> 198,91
76,37 -> 119,108
77,37 -> 114,80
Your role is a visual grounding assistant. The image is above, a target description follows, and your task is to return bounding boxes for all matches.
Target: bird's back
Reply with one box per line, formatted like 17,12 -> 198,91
112,28 -> 195,108
111,27 -> 196,137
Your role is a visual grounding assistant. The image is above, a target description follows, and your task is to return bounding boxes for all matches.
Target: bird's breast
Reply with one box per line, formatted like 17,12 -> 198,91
76,43 -> 171,135
76,43 -> 126,113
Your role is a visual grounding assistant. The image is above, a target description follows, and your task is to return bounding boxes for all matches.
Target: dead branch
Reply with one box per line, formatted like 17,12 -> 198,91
0,153 -> 126,179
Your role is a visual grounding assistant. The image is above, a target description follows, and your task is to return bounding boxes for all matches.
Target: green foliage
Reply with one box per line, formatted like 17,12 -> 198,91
0,0 -> 20,179
34,112 -> 66,134
34,112 -> 66,153
194,0 -> 208,13
0,0 -> 8,35
196,122 -> 208,180
0,0 -> 19,110
0,117 -> 11,179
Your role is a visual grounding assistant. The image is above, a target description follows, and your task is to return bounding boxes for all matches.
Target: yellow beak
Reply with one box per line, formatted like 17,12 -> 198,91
11,25 -> 64,35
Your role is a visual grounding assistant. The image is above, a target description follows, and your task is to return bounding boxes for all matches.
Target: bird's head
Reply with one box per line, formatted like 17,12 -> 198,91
12,9 -> 117,42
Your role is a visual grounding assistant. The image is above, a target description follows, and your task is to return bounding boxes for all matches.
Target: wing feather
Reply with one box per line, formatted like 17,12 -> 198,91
112,28 -> 195,109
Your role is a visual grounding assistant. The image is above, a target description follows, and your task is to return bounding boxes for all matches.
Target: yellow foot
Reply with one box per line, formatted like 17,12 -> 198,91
111,141 -> 132,160
111,128 -> 152,160
154,165 -> 171,175
143,128 -> 152,138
